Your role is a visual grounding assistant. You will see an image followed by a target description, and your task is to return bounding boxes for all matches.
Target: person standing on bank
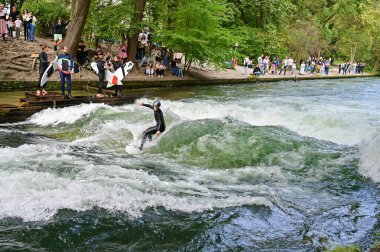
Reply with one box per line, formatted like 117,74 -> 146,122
15,16 -> 22,40
53,17 -> 65,51
27,11 -> 37,42
0,4 -> 8,42
138,99 -> 166,150
22,9 -> 29,41
37,44 -> 49,96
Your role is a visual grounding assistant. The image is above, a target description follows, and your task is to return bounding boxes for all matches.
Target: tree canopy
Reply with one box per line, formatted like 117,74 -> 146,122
16,0 -> 380,71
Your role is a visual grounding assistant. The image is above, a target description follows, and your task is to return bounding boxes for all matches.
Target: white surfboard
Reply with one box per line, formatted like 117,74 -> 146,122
57,58 -> 80,74
40,57 -> 58,87
91,62 -> 99,75
106,61 -> 134,88
91,62 -> 112,83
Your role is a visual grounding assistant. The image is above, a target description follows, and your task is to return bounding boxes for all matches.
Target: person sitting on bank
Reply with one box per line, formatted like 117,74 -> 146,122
77,40 -> 88,66
155,60 -> 165,78
146,60 -> 154,77
253,65 -> 262,76
171,60 -> 183,77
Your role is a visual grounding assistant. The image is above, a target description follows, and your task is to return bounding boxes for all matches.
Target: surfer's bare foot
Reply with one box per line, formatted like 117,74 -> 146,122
42,90 -> 47,96
36,90 -> 41,96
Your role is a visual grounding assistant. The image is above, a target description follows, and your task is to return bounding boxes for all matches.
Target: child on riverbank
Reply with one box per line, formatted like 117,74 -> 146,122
15,16 -> 22,40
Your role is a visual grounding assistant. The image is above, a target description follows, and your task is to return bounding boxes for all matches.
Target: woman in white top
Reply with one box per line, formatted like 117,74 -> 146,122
27,11 -> 37,42
300,61 -> 305,75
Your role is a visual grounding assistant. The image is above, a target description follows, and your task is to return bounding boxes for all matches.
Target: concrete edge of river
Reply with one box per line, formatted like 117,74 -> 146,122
0,74 -> 379,92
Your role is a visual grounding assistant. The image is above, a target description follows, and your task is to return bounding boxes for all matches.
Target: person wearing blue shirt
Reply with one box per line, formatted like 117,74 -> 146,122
58,46 -> 74,98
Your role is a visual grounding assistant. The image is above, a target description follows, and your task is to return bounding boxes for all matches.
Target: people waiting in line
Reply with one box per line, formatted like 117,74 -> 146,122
111,56 -> 124,97
58,46 -> 74,98
37,44 -> 49,96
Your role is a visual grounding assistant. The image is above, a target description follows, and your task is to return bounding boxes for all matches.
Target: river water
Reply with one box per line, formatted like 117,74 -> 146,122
0,78 -> 379,251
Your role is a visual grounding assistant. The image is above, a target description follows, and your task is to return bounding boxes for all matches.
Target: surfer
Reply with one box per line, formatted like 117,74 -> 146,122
96,54 -> 106,98
138,99 -> 166,150
111,56 -> 124,97
58,46 -> 74,98
37,44 -> 49,96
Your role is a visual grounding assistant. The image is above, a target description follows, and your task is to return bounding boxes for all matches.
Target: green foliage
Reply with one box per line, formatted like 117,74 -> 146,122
14,0 -> 380,71
22,0 -> 70,37
159,0 -> 235,69
84,0 -> 134,43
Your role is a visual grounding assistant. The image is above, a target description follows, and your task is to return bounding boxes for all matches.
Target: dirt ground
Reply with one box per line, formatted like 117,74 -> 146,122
0,35 -> 371,83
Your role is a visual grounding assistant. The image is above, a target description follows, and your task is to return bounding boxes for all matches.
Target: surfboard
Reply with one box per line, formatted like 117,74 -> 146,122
56,58 -> 80,74
106,61 -> 134,88
91,62 -> 99,75
40,57 -> 58,87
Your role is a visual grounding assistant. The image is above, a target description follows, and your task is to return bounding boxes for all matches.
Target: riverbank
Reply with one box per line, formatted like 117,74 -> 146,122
0,36 -> 378,92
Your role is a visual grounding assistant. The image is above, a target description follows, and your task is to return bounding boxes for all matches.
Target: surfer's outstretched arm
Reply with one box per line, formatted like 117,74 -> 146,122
136,100 -> 154,110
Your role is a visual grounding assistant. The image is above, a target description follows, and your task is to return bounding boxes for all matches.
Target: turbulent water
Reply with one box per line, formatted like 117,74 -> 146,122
0,78 -> 379,251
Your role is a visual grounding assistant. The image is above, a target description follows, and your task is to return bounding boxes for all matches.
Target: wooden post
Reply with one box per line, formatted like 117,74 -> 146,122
31,53 -> 39,71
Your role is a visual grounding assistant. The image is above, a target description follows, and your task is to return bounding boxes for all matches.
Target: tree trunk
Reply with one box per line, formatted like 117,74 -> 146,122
70,0 -> 76,21
126,0 -> 147,64
63,0 -> 92,58
350,43 -> 357,63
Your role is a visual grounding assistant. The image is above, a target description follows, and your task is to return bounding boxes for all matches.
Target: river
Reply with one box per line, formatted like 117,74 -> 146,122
0,78 -> 379,251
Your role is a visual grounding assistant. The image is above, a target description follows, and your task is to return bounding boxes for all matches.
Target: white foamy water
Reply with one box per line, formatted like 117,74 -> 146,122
27,103 -> 113,126
21,82 -> 380,184
0,142 -> 274,221
166,98 -> 378,146
359,136 -> 380,183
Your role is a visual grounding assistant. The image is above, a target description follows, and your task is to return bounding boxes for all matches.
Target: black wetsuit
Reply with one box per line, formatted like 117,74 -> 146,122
140,103 -> 166,149
96,60 -> 106,93
112,60 -> 124,96
38,51 -> 48,90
